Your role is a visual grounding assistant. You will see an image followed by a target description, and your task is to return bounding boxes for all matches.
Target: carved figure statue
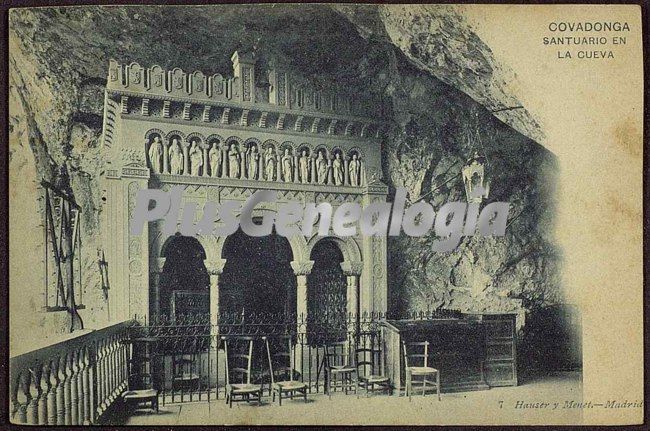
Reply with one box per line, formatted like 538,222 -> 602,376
264,147 -> 277,181
169,138 -> 184,175
148,136 -> 163,173
349,153 -> 360,186
228,143 -> 241,178
299,150 -> 310,184
332,152 -> 344,186
247,144 -> 260,180
281,149 -> 293,182
208,142 -> 222,177
189,141 -> 203,176
316,150 -> 328,184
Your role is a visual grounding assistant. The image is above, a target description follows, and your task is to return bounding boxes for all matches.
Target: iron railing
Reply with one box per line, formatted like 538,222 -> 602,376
130,310 -> 460,404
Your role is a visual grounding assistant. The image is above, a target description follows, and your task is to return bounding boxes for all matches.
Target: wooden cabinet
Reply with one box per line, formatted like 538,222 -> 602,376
475,313 -> 518,387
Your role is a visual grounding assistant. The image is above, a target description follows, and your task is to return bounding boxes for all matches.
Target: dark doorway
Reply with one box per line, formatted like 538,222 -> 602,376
308,239 -> 347,342
220,226 -> 296,317
158,234 -> 210,319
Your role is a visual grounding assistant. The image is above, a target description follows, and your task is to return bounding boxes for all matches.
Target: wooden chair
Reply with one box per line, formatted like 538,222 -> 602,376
325,340 -> 357,398
356,343 -> 391,397
222,336 -> 263,408
171,354 -> 200,392
264,336 -> 308,405
122,336 -> 159,412
402,341 -> 440,401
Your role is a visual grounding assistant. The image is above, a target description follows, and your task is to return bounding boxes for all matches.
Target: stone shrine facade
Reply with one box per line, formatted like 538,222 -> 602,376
100,51 -> 388,325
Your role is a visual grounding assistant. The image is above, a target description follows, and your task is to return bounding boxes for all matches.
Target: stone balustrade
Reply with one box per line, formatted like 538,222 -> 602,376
9,321 -> 132,425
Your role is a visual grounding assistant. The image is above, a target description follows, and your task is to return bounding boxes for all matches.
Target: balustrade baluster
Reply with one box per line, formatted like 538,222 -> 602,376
63,353 -> 72,425
56,356 -> 66,425
70,350 -> 79,425
97,340 -> 106,413
47,361 -> 58,425
9,373 -> 19,423
10,372 -> 25,423
82,347 -> 91,424
76,348 -> 86,425
88,343 -> 97,424
27,367 -> 40,424
18,372 -> 30,423
38,364 -> 50,424
120,335 -> 128,390
109,337 -> 116,402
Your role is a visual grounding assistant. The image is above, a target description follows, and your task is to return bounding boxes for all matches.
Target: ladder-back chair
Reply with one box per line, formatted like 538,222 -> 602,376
402,340 -> 440,401
356,342 -> 391,397
264,336 -> 308,405
222,336 -> 263,408
325,340 -> 357,398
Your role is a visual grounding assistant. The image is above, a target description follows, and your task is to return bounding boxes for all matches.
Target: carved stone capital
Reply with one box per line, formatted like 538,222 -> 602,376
290,260 -> 314,276
206,258 -> 227,276
340,261 -> 363,276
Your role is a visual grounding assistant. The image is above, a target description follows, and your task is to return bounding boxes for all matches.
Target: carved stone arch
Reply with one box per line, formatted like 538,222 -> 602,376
186,132 -> 206,145
244,137 -> 262,150
225,136 -> 244,149
160,234 -> 207,265
347,146 -> 364,159
280,141 -> 296,154
150,227 -> 169,259
330,146 -> 345,160
165,130 -> 186,142
262,139 -> 279,152
145,128 -> 165,142
206,133 -> 225,145
313,144 -> 330,158
209,206 -> 310,263
296,142 -> 313,156
306,234 -> 362,264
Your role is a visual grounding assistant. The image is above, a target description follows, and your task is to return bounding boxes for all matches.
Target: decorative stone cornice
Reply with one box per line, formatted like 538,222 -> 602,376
154,173 -> 373,196
290,260 -> 314,276
112,92 -> 383,141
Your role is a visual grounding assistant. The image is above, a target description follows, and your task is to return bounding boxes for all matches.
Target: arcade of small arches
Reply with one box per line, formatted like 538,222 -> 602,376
145,129 -> 368,187
150,220 -> 364,322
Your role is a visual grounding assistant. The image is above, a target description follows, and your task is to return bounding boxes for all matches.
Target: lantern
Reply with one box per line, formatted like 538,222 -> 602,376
462,152 -> 489,204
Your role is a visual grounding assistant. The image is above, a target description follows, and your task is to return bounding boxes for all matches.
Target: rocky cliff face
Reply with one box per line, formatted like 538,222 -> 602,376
9,5 -> 561,345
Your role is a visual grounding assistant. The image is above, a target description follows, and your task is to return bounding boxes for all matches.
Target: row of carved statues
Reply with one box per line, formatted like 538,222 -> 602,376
146,136 -> 366,186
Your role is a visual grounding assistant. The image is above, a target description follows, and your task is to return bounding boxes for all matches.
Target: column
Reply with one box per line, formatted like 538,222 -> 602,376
202,144 -> 209,177
341,261 -> 363,336
290,260 -> 313,321
327,159 -> 334,184
343,157 -> 349,186
293,155 -> 299,183
221,148 -> 228,178
290,260 -> 314,374
162,140 -> 169,174
182,143 -> 190,175
206,259 -> 227,338
239,152 -> 246,179
310,156 -> 317,184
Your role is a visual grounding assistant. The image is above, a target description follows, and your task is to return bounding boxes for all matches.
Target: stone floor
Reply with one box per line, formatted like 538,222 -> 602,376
102,371 -> 583,426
